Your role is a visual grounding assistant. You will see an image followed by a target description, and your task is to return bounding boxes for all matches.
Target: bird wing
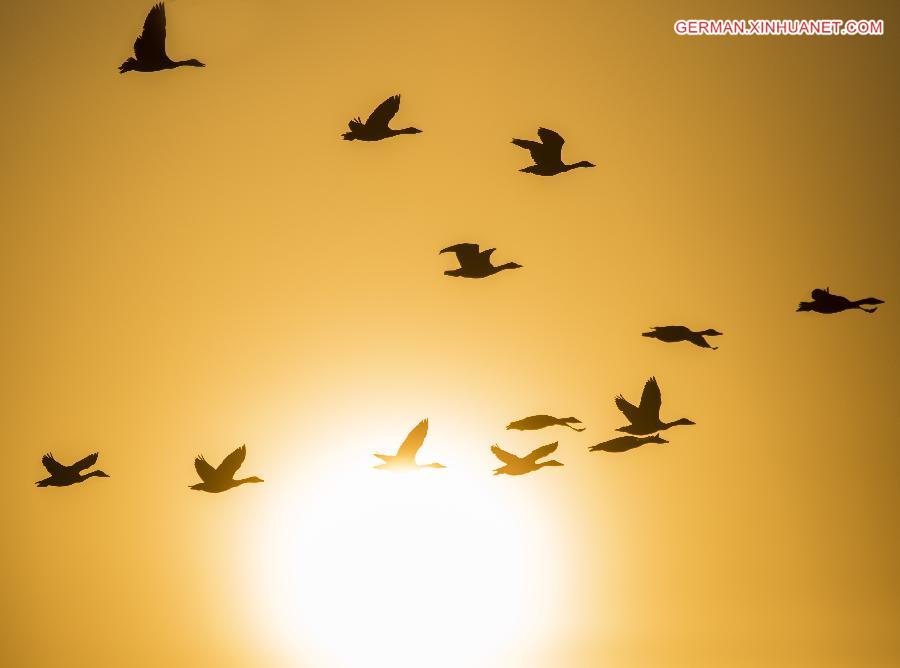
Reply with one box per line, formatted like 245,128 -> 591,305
41,453 -> 67,476
639,377 -> 662,419
491,445 -> 520,465
537,127 -> 565,149
366,95 -> 401,128
217,445 -> 248,479
440,243 -> 482,267
194,455 -> 216,482
614,395 -> 642,423
396,419 -> 428,459
527,442 -> 559,462
70,452 -> 99,472
133,3 -> 168,61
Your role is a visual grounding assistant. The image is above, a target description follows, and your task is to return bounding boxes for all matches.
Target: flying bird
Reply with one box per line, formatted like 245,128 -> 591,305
614,377 -> 694,435
119,3 -> 205,73
36,452 -> 110,487
190,445 -> 263,493
589,434 -> 668,453
374,419 -> 445,471
642,326 -> 723,350
511,127 -> 595,176
797,288 -> 884,314
491,442 -> 563,476
342,95 -> 422,141
506,415 -> 585,432
440,243 -> 522,278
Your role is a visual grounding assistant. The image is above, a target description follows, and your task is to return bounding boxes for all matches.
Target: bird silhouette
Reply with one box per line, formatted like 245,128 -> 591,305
342,95 -> 422,141
374,419 -> 445,471
440,243 -> 522,278
190,445 -> 263,493
491,442 -> 563,476
797,288 -> 884,314
36,452 -> 110,487
506,415 -> 585,432
589,434 -> 668,453
511,127 -> 595,176
119,3 -> 205,73
642,326 -> 723,349
614,377 -> 694,435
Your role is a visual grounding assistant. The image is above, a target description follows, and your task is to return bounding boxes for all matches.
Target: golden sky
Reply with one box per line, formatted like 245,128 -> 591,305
2,1 -> 899,666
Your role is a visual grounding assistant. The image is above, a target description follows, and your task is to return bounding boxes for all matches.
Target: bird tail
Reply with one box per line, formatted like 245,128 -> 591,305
119,58 -> 137,73
341,131 -> 356,141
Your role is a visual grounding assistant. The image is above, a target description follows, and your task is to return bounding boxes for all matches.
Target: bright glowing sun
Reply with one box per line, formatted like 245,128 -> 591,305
250,465 -> 567,668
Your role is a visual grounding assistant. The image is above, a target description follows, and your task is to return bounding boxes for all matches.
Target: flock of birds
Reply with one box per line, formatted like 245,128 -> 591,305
34,3 -> 886,490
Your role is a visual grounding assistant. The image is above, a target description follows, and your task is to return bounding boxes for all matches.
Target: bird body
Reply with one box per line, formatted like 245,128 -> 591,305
512,127 -> 594,176
590,434 -> 667,453
36,453 -> 109,487
374,419 -> 445,471
797,288 -> 884,314
119,4 -> 205,74
342,95 -> 422,141
491,442 -> 563,476
440,243 -> 522,278
642,326 -> 722,349
506,415 -> 584,432
614,376 -> 694,435
190,445 -> 263,493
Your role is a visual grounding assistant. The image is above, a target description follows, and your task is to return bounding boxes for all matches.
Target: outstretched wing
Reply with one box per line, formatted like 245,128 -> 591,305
194,455 -> 216,482
217,445 -> 248,480
396,419 -> 428,459
614,395 -> 641,423
134,3 -> 168,61
491,445 -> 520,465
440,243 -> 482,267
527,442 -> 559,462
366,95 -> 401,129
639,377 -> 662,419
41,453 -> 67,476
70,452 -> 99,472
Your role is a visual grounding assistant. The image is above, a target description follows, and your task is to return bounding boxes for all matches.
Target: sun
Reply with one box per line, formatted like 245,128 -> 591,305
248,463 -> 569,668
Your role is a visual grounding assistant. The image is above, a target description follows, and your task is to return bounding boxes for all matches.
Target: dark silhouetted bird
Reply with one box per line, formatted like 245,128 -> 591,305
507,415 -> 585,432
342,95 -> 422,141
512,127 -> 595,176
119,3 -> 205,74
642,326 -> 723,349
440,243 -> 522,278
797,288 -> 884,314
589,434 -> 668,453
190,445 -> 263,493
491,442 -> 563,476
374,419 -> 445,471
36,452 -> 110,487
614,377 -> 694,435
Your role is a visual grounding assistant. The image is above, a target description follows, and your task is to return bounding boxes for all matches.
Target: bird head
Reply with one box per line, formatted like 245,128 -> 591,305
93,470 -> 110,478
646,434 -> 669,444
540,460 -> 564,467
183,59 -> 206,68
244,476 -> 264,483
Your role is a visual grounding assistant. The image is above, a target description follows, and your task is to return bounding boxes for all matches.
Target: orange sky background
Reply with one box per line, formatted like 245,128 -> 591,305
2,1 -> 899,666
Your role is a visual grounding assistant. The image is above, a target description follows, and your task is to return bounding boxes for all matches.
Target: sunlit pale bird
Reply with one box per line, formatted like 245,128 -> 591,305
36,452 -> 110,487
491,442 -> 563,476
642,326 -> 723,350
440,243 -> 522,278
374,419 -> 446,471
797,288 -> 884,314
615,376 -> 694,436
512,127 -> 595,176
342,95 -> 422,141
190,445 -> 263,493
589,434 -> 668,453
119,3 -> 205,74
507,415 -> 585,432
